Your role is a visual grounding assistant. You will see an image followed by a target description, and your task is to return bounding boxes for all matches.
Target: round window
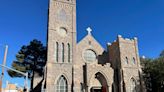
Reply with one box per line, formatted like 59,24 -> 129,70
83,49 -> 97,62
58,27 -> 67,37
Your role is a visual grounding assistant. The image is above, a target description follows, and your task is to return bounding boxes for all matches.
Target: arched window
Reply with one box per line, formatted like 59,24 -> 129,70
132,57 -> 136,64
62,43 -> 64,63
130,78 -> 137,92
56,42 -> 59,62
58,9 -> 67,22
56,76 -> 68,92
68,43 -> 71,63
125,57 -> 128,64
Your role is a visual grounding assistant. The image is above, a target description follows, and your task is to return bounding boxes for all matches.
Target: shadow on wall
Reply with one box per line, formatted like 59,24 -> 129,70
32,78 -> 45,92
134,83 -> 141,92
131,79 -> 141,92
97,51 -> 109,65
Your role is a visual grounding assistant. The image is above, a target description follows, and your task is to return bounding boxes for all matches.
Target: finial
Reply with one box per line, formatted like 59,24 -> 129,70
142,55 -> 146,59
107,42 -> 111,46
118,35 -> 122,38
134,37 -> 138,40
86,27 -> 92,35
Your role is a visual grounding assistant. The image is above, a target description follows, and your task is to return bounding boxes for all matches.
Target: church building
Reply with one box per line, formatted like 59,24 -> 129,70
33,0 -> 144,92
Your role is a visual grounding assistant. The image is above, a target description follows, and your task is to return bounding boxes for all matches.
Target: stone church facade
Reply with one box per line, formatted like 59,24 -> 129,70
33,0 -> 144,92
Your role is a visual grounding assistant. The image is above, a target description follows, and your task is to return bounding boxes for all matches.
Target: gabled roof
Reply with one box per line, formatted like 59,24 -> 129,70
77,33 -> 104,52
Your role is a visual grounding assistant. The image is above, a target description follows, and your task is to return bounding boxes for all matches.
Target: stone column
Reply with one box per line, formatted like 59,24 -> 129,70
108,86 -> 111,92
68,85 -> 71,92
87,86 -> 90,92
120,82 -> 123,92
73,85 -> 81,92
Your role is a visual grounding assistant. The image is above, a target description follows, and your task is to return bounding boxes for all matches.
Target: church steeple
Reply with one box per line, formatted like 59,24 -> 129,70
47,0 -> 76,63
45,0 -> 76,91
53,0 -> 76,4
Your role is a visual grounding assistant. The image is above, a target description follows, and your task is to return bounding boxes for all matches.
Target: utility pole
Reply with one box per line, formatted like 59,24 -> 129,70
0,45 -> 8,92
0,64 -> 28,92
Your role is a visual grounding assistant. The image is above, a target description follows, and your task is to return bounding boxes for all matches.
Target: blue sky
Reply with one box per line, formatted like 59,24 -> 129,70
0,0 -> 164,88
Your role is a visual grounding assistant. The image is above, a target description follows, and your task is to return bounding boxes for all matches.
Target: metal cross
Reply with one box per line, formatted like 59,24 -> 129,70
86,27 -> 92,35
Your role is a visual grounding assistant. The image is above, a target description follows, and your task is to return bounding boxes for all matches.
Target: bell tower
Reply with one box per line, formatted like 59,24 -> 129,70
46,0 -> 76,91
109,35 -> 143,92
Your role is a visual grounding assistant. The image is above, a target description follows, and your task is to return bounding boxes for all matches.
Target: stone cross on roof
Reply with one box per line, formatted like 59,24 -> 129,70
86,27 -> 92,35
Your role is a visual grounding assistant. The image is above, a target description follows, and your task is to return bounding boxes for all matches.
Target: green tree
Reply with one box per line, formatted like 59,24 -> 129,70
7,39 -> 47,89
141,54 -> 164,92
159,50 -> 164,57
153,57 -> 164,92
140,58 -> 153,92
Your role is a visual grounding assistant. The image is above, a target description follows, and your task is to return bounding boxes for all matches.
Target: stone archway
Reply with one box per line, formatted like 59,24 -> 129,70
90,72 -> 108,92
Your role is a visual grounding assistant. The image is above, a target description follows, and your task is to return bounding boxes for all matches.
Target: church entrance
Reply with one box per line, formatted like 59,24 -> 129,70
90,72 -> 108,92
90,87 -> 102,92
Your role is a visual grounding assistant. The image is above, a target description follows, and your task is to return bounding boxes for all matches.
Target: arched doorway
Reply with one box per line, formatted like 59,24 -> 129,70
90,72 -> 108,92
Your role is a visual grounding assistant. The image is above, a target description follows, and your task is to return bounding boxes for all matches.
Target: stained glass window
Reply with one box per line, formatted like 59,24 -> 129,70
83,50 -> 96,62
132,57 -> 136,64
57,76 -> 68,92
55,42 -> 59,62
62,43 -> 64,63
68,43 -> 71,63
125,57 -> 128,64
